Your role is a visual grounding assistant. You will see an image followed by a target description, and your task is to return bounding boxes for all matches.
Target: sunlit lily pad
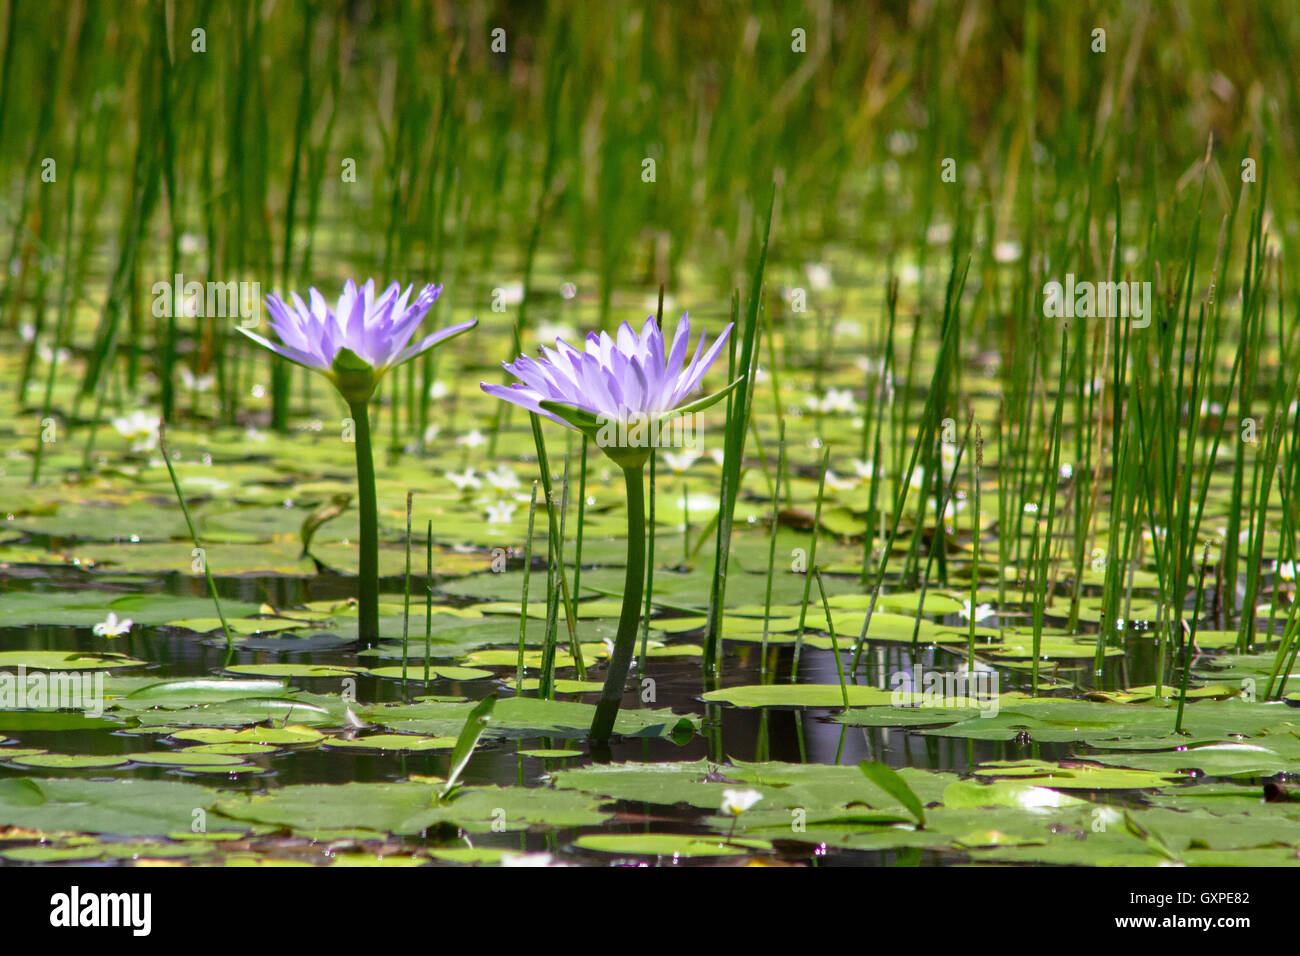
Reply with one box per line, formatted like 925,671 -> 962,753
0,651 -> 147,671
215,781 -> 610,833
0,778 -> 249,836
126,751 -> 250,767
170,726 -> 324,745
322,734 -> 457,752
126,678 -> 289,704
973,759 -> 1187,789
367,665 -> 493,681
371,696 -> 699,740
1,840 -> 216,862
573,833 -> 770,857
519,748 -> 583,758
505,678 -> 604,694
9,753 -> 130,770
1087,743 -> 1299,778
221,663 -> 363,679
168,617 -> 309,635
184,742 -> 279,755
700,684 -> 899,708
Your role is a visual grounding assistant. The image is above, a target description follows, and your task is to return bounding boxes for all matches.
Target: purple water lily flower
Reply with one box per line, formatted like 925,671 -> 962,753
239,277 -> 475,651
241,278 -> 476,402
482,314 -> 735,464
482,311 -> 738,743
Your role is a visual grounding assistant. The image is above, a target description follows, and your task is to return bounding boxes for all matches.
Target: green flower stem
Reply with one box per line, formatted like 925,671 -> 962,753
590,463 -> 646,741
349,399 -> 380,648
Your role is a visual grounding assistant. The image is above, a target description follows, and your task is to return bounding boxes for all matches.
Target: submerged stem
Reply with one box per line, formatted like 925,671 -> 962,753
349,399 -> 380,648
590,463 -> 646,741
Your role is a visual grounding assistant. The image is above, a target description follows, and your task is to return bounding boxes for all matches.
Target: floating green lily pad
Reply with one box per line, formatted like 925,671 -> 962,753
973,759 -> 1187,789
573,833 -> 770,857
322,734 -> 457,752
127,751 -> 251,767
170,726 -> 324,745
221,663 -> 363,679
519,748 -> 583,758
700,684 -> 898,707
9,753 -> 130,770
367,665 -> 493,681
0,651 -> 147,671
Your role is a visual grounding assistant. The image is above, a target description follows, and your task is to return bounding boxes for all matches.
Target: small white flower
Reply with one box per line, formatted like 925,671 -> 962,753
708,448 -> 726,467
92,612 -> 133,638
676,492 -> 719,514
824,388 -> 857,414
179,366 -> 215,392
993,240 -> 1022,263
806,388 -> 857,415
559,282 -> 576,300
886,130 -> 916,156
36,343 -> 71,364
486,500 -> 516,524
662,450 -> 701,473
927,222 -> 955,244
428,380 -> 449,400
850,459 -> 877,479
497,282 -> 525,306
111,411 -> 161,452
1277,560 -> 1295,582
446,469 -> 481,492
484,464 -> 520,492
720,788 -> 762,816
458,429 -> 488,449
960,601 -> 996,623
805,263 -> 832,290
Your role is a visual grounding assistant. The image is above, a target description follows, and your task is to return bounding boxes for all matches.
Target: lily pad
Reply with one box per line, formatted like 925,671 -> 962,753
322,734 -> 457,752
700,684 -> 898,708
573,833 -> 770,857
0,651 -> 147,671
8,753 -> 130,770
